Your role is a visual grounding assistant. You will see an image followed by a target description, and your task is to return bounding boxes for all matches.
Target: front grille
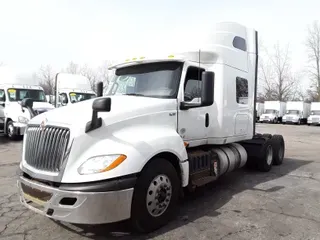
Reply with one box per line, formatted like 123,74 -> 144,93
264,116 -> 269,119
312,117 -> 319,123
24,125 -> 70,173
286,116 -> 293,121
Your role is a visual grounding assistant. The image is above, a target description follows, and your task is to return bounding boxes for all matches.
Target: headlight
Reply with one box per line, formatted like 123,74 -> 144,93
18,116 -> 29,124
78,154 -> 127,175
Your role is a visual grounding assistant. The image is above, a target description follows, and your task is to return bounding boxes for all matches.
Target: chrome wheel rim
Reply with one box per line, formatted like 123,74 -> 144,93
266,145 -> 273,165
7,124 -> 14,137
146,174 -> 172,217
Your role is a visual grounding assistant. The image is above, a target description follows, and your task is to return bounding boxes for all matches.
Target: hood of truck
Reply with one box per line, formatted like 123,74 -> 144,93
283,114 -> 299,119
4,101 -> 54,121
260,113 -> 276,119
27,95 -> 177,131
308,115 -> 320,120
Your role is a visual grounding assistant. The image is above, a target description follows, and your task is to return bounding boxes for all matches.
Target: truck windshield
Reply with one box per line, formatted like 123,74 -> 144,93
311,110 -> 320,115
265,109 -> 276,114
69,92 -> 96,103
106,61 -> 183,98
287,110 -> 299,115
7,88 -> 46,102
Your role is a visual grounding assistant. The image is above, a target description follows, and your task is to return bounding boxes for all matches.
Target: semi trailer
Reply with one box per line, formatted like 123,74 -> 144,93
307,102 -> 320,126
259,101 -> 286,123
17,22 -> 285,233
282,101 -> 310,125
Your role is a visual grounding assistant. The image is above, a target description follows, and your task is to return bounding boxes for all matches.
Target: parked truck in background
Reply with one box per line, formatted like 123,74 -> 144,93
282,101 -> 310,125
259,101 -> 286,123
17,22 -> 285,233
46,73 -> 96,107
307,102 -> 320,126
255,102 -> 264,122
0,67 -> 54,140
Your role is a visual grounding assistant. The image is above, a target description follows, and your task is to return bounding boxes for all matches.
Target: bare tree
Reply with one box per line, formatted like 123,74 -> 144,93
34,65 -> 56,95
97,60 -> 115,91
80,64 -> 98,92
259,42 -> 299,101
64,61 -> 81,74
305,20 -> 320,101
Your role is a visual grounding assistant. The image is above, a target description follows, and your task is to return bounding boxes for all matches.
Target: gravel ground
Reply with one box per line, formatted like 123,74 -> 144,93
0,123 -> 320,240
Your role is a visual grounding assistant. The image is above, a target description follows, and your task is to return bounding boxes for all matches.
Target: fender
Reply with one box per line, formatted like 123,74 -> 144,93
61,125 -> 189,186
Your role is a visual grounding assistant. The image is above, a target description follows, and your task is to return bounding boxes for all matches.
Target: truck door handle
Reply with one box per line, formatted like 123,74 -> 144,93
205,113 -> 209,127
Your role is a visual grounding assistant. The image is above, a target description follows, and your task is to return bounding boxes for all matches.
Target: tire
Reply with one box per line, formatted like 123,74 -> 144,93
262,133 -> 272,139
130,158 -> 180,233
271,134 -> 285,165
6,120 -> 19,140
257,139 -> 274,172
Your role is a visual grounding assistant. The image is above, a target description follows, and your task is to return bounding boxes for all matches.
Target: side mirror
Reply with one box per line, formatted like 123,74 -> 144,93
20,98 -> 37,118
96,81 -> 103,97
21,98 -> 34,108
201,71 -> 214,106
92,98 -> 111,112
85,97 -> 111,133
180,71 -> 214,110
0,101 -> 5,107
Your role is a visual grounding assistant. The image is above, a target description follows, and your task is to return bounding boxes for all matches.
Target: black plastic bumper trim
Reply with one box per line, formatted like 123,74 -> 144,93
58,173 -> 138,192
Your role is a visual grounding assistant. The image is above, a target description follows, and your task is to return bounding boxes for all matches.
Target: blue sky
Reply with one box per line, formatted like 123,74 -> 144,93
0,0 -> 319,88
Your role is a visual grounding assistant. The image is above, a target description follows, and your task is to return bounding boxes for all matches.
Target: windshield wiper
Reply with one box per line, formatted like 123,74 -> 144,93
123,93 -> 145,97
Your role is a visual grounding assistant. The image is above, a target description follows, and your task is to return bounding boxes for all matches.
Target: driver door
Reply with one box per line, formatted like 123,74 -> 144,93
178,66 -> 209,144
0,89 -> 6,131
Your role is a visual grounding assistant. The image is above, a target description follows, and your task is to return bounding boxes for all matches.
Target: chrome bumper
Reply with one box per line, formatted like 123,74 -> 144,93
13,122 -> 27,135
17,175 -> 134,224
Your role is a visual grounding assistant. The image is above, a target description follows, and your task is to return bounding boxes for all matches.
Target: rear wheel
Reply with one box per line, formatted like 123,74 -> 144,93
257,139 -> 274,172
131,158 -> 180,233
271,134 -> 285,165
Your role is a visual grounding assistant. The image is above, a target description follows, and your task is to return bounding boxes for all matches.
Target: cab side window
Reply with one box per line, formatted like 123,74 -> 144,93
184,66 -> 205,102
60,93 -> 68,104
0,89 -> 5,102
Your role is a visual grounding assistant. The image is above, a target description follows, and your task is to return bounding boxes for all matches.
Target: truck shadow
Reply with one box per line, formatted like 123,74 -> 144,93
54,157 -> 311,240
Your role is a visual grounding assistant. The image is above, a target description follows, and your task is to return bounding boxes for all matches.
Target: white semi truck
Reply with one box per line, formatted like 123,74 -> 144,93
255,102 -> 264,122
0,67 -> 54,140
46,73 -> 96,107
282,101 -> 310,125
259,101 -> 286,123
307,102 -> 320,126
17,22 -> 285,233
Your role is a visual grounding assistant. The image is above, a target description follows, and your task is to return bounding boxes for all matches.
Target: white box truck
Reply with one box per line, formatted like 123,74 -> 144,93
0,67 -> 54,140
255,102 -> 264,122
307,102 -> 320,126
259,101 -> 286,123
282,101 -> 310,124
17,22 -> 285,233
46,73 -> 97,107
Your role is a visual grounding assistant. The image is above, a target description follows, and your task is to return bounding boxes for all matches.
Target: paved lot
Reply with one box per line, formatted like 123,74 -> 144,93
1,124 -> 320,240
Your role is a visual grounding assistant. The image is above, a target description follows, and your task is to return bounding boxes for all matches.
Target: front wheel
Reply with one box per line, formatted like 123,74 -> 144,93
131,158 -> 180,233
6,120 -> 20,140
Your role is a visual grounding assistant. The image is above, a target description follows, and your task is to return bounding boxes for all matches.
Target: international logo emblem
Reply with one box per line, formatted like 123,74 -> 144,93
40,118 -> 48,131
